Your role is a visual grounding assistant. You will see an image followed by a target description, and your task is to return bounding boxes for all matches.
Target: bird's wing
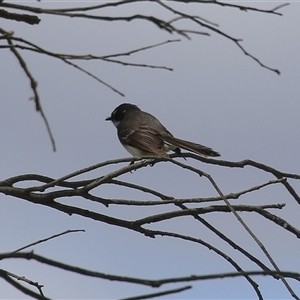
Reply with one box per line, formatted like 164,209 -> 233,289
122,125 -> 168,157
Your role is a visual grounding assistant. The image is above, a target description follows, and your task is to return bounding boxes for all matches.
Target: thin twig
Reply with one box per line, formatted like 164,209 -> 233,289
11,229 -> 85,253
0,27 -> 56,151
0,269 -> 50,300
119,285 -> 192,300
4,270 -> 45,297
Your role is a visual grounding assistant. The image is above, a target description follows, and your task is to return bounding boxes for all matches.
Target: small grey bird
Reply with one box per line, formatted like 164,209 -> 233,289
106,103 -> 220,158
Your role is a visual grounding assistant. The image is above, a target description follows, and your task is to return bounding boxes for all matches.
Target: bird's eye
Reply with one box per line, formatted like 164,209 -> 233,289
112,109 -> 126,121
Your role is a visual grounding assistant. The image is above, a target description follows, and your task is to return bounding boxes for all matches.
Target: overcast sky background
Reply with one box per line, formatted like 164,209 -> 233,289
1,1 -> 300,299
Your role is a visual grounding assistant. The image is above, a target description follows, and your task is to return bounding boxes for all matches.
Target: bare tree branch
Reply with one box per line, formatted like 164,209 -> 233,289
133,204 -> 286,226
0,0 -> 286,75
1,153 -> 300,298
0,269 -> 50,300
12,229 -> 85,253
1,252 -> 300,286
2,270 -> 46,298
156,0 -> 281,74
119,285 -> 192,300
0,8 -> 40,24
160,156 -> 299,299
180,153 -> 300,204
0,27 -> 56,151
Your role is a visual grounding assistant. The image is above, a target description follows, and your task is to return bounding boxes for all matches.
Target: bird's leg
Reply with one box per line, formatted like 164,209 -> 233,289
174,148 -> 187,160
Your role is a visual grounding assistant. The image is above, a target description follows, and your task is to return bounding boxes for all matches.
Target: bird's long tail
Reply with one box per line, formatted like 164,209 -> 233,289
163,136 -> 220,157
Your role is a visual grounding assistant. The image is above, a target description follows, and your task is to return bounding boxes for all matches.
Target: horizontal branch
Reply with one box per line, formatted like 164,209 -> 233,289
133,204 -> 298,236
0,173 -> 286,205
101,177 -> 285,205
1,252 -> 299,286
0,37 -> 178,91
0,8 -> 40,24
168,153 -> 300,204
1,1 -> 287,16
167,0 -> 289,16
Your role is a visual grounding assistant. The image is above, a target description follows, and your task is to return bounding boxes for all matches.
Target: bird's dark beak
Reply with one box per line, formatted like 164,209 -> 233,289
105,116 -> 112,121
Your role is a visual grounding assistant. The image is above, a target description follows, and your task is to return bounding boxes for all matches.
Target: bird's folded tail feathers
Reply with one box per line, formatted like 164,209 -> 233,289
163,136 -> 220,157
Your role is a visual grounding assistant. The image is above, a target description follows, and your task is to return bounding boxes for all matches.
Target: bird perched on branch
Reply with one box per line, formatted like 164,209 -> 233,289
106,103 -> 220,158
